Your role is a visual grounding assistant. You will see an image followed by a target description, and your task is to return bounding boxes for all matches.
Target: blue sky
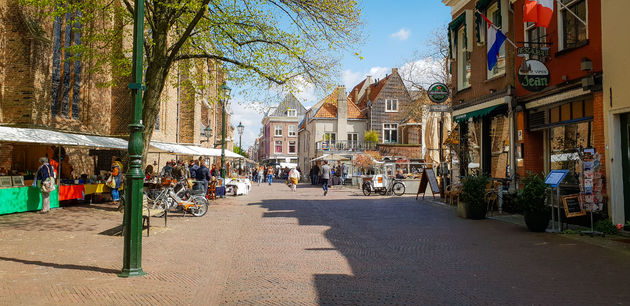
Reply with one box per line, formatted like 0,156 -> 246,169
231,1 -> 451,150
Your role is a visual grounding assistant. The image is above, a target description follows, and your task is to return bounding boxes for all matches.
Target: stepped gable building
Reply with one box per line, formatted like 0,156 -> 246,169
259,93 -> 307,166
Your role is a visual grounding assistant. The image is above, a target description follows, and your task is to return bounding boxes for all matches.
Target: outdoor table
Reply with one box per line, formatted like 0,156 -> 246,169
58,184 -> 85,201
0,186 -> 59,215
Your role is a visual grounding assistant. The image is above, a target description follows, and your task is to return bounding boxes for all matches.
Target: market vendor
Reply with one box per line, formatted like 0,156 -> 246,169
111,158 -> 123,203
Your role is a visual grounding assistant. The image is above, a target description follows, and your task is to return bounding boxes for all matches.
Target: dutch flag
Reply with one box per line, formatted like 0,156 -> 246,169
482,13 -> 507,71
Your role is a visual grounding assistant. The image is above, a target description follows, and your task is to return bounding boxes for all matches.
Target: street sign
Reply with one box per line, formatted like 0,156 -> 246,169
429,105 -> 450,112
427,83 -> 450,104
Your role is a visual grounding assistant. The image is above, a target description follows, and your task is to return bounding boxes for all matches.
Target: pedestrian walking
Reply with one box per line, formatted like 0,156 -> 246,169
196,161 -> 211,195
342,163 -> 348,185
189,160 -> 199,179
311,163 -> 320,185
258,166 -> 264,185
288,167 -> 300,192
267,166 -> 274,185
319,161 -> 332,196
35,157 -> 56,213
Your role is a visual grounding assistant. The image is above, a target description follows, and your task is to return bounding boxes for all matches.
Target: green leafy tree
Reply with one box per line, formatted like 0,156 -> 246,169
22,0 -> 362,162
364,130 -> 378,144
233,145 -> 249,158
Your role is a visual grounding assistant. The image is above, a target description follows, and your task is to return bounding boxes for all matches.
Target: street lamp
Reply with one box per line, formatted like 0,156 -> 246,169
120,0 -> 146,278
220,84 -> 231,179
201,125 -> 213,145
237,121 -> 244,174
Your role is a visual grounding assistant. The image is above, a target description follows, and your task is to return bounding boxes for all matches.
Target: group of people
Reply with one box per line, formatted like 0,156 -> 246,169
250,166 -> 302,192
309,161 -> 348,186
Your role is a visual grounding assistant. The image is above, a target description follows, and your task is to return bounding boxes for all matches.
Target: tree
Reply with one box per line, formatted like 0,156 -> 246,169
233,145 -> 249,158
23,0 -> 363,163
364,130 -> 378,143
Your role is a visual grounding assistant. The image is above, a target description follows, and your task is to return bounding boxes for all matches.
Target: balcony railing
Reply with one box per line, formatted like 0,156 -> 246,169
316,140 -> 374,152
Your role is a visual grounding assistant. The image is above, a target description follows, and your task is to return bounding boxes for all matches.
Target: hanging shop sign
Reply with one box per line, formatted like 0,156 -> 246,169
427,83 -> 450,104
429,105 -> 450,112
518,60 -> 550,92
517,47 -> 550,58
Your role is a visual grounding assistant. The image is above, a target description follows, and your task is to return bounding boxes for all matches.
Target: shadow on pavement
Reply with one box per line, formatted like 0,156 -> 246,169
251,196 -> 630,305
0,256 -> 119,274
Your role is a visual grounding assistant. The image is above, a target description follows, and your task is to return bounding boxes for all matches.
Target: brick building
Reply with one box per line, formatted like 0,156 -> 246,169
259,93 -> 306,166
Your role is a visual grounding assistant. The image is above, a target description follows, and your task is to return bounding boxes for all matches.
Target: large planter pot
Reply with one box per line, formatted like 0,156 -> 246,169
467,202 -> 487,220
457,200 -> 468,219
524,211 -> 550,232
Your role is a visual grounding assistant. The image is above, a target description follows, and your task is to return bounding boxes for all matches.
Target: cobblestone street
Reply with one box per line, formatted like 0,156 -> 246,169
1,182 -> 629,305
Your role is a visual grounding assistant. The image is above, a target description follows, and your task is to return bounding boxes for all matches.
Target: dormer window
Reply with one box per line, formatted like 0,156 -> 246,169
287,109 -> 297,117
386,99 -> 398,112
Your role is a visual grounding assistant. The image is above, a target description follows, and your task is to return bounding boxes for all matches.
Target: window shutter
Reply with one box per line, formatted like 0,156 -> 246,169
500,0 -> 510,33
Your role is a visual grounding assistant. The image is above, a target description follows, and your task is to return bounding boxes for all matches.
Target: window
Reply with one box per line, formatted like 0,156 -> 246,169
154,115 -> 160,130
386,99 -> 399,112
324,132 -> 336,143
289,141 -> 296,153
288,125 -> 296,137
457,26 -> 471,90
287,109 -> 297,117
383,124 -> 398,143
347,133 -> 358,147
487,3 -> 505,79
275,141 -> 283,153
274,125 -> 283,136
559,0 -> 587,50
525,21 -> 547,60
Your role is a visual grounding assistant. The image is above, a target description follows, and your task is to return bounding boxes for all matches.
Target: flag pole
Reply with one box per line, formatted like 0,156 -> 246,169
476,9 -> 518,48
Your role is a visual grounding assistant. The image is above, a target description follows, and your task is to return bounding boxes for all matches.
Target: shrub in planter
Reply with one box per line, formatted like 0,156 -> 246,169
517,174 -> 550,232
594,219 -> 618,235
461,174 -> 491,220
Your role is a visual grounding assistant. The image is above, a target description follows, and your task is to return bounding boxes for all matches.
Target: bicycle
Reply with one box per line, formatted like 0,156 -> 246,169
148,181 -> 208,217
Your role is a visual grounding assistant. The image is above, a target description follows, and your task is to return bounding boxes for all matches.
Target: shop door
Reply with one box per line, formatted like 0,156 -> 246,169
621,113 -> 630,223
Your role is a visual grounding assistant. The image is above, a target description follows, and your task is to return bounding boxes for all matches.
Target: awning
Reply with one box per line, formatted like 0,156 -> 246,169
150,142 -> 244,159
310,154 -> 350,162
453,105 -> 500,123
0,126 -> 128,149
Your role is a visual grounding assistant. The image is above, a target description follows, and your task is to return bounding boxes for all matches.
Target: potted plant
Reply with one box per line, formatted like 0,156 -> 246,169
517,174 -> 550,232
460,174 -> 490,220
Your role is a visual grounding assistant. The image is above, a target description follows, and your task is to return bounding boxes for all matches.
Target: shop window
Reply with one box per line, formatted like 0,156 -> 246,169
487,3 -> 506,79
466,121 -> 482,172
559,0 -> 587,50
490,116 -> 510,178
457,27 -> 472,90
584,99 -> 593,117
550,121 -> 592,184
561,103 -> 571,121
572,101 -> 584,118
550,107 -> 560,123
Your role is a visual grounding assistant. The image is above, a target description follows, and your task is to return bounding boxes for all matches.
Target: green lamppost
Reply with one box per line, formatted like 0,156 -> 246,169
119,0 -> 146,278
220,84 -> 231,179
237,121 -> 244,175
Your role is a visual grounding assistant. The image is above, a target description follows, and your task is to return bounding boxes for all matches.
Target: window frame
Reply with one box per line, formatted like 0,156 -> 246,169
288,125 -> 297,137
486,2 -> 506,79
288,141 -> 296,154
383,123 -> 399,144
524,21 -> 547,60
287,109 -> 297,117
347,133 -> 359,147
385,99 -> 399,112
274,125 -> 283,137
275,140 -> 283,154
557,0 -> 588,51
457,26 -> 472,90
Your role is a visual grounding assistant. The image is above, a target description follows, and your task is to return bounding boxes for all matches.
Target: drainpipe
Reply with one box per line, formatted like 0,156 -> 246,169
176,63 -> 181,146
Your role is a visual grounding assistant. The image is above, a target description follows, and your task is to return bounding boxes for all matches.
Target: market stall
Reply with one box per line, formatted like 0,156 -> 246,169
0,126 -> 128,214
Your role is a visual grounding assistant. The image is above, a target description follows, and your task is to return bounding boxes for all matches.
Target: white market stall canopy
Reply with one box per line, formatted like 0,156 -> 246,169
310,154 -> 350,162
149,142 -> 244,159
0,126 -> 128,149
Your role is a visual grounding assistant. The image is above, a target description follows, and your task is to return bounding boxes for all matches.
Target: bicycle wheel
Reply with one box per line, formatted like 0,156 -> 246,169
190,196 -> 208,217
378,188 -> 387,196
362,182 -> 372,196
392,182 -> 405,196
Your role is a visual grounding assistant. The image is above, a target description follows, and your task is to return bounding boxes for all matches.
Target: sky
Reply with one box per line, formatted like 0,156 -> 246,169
230,1 -> 452,150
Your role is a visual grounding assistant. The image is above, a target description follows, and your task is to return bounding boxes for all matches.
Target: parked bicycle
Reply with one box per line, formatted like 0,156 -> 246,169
148,180 -> 208,217
362,174 -> 406,196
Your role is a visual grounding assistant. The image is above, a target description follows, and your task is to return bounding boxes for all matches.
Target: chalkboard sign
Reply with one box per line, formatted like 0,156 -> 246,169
415,168 -> 441,200
562,195 -> 586,218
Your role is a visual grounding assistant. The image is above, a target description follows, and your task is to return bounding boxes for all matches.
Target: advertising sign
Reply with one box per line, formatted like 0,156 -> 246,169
429,105 -> 450,112
518,60 -> 550,92
427,83 -> 450,104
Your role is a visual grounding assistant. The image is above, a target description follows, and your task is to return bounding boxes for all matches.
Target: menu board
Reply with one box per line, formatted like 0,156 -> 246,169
415,168 -> 440,199
562,195 -> 586,218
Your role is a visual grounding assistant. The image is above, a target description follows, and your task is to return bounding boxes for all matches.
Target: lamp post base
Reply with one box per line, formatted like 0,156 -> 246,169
118,268 -> 146,278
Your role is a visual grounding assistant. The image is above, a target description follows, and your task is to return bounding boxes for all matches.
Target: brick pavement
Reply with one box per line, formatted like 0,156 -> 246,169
0,183 -> 629,305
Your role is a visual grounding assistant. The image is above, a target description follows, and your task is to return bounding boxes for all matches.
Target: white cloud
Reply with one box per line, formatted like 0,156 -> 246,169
230,100 -> 266,149
390,28 -> 411,41
399,57 -> 444,89
341,66 -> 390,89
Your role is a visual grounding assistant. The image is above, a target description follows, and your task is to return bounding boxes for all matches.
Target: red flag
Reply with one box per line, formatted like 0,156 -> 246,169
524,0 -> 554,28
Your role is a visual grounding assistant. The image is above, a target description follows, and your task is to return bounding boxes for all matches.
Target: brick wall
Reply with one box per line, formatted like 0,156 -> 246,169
0,144 -> 13,171
377,144 -> 423,159
592,91 -> 605,174
517,112 -> 544,178
371,69 -> 413,143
